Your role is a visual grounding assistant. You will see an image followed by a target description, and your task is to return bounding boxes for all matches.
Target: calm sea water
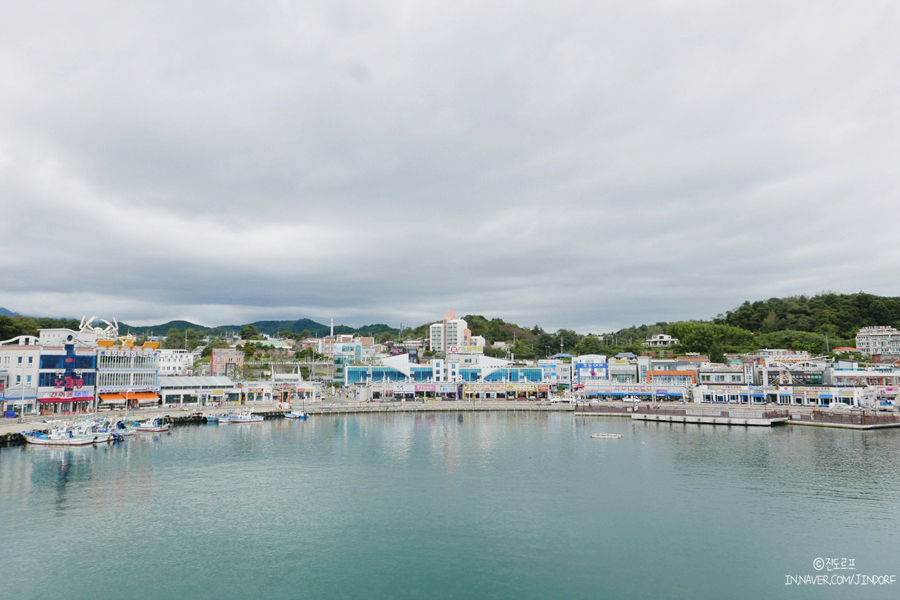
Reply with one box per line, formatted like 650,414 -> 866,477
2,413 -> 899,599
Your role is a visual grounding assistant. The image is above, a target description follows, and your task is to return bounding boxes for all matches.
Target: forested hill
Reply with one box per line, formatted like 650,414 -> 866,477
713,293 -> 900,338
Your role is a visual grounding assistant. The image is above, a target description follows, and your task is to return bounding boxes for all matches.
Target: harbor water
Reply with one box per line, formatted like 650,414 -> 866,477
1,412 -> 899,599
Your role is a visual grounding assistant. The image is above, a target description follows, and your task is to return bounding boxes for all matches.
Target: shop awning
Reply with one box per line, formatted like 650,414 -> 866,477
133,392 -> 160,404
100,394 -> 126,404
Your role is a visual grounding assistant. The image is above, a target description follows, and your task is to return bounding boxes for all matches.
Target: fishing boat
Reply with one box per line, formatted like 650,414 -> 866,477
590,433 -> 624,439
220,410 -> 263,423
96,417 -> 136,437
285,393 -> 310,420
135,416 -> 170,432
22,421 -> 111,446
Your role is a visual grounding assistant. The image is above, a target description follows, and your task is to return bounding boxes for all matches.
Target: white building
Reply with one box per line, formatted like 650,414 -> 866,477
429,310 -> 471,355
538,359 -> 573,388
0,336 -> 41,414
856,326 -> 900,355
158,349 -> 198,375
643,334 -> 679,348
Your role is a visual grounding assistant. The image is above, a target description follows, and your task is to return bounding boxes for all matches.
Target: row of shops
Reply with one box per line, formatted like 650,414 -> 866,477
1,377 -> 321,415
358,382 -> 552,402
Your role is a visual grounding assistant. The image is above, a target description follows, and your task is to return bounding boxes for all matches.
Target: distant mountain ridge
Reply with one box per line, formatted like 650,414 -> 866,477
0,307 -> 16,316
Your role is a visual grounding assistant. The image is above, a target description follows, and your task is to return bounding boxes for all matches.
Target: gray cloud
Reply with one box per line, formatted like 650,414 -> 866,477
2,1 -> 899,332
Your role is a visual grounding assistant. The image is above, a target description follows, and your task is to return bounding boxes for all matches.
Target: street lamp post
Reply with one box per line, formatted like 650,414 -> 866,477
20,361 -> 26,416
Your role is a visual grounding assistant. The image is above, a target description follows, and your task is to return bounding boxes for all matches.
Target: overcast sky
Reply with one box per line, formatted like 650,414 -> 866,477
2,1 -> 899,334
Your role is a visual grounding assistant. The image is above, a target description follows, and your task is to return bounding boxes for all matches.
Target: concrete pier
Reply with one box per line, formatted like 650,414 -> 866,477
631,412 -> 789,426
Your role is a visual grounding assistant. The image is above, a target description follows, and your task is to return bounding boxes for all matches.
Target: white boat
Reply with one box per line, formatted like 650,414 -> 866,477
590,433 -> 624,439
94,418 -> 136,439
135,416 -> 170,432
221,410 -> 263,423
22,421 -> 111,446
285,410 -> 309,420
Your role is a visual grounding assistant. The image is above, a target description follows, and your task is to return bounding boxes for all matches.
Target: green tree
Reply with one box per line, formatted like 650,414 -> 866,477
163,328 -> 184,349
185,328 -> 204,351
240,325 -> 262,340
0,315 -> 20,340
574,334 -> 605,355
201,340 -> 227,358
555,329 -> 582,354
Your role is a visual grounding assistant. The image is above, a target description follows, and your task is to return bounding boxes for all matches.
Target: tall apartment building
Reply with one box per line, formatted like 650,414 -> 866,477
429,310 -> 471,355
856,326 -> 900,355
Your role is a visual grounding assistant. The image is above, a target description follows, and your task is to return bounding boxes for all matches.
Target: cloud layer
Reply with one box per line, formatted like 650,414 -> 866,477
2,1 -> 899,332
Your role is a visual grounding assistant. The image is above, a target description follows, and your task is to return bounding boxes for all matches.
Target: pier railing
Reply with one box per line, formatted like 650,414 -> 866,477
575,403 -> 790,420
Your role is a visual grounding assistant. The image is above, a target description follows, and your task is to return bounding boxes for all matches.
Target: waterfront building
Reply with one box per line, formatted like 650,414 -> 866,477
538,359 -> 573,389
96,340 -> 161,410
158,375 -> 240,406
344,352 -> 544,394
856,326 -> 900,355
608,358 -> 639,383
572,355 -> 609,387
36,340 -> 97,415
1,331 -> 98,415
697,364 -> 747,385
753,359 -> 826,386
647,369 -> 696,386
830,364 -> 900,405
0,336 -> 41,414
267,372 -> 319,404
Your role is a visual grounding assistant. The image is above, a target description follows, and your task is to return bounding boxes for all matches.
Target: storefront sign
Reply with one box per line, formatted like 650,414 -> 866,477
101,350 -> 158,357
449,346 -> 483,354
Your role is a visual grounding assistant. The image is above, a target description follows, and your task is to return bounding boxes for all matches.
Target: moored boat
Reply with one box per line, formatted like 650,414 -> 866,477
285,410 -> 309,420
22,421 -> 111,446
590,433 -> 624,439
220,410 -> 263,423
135,416 -> 170,432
